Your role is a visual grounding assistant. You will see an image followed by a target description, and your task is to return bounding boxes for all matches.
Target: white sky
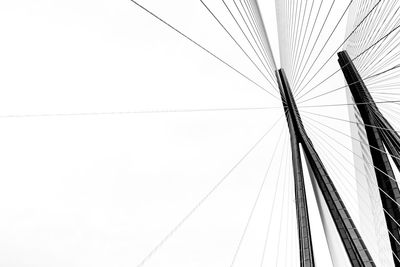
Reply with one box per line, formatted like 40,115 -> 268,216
0,0 -> 383,266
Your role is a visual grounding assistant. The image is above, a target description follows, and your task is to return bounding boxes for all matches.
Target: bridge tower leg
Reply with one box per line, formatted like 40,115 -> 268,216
338,50 -> 400,266
277,69 -> 375,267
277,71 -> 315,267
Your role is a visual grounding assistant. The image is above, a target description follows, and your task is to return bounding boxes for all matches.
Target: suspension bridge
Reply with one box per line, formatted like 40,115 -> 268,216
2,0 -> 400,266
129,0 -> 400,266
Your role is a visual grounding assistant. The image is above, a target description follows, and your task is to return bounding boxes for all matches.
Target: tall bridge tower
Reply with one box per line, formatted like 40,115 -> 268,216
277,68 -> 376,267
338,50 -> 400,267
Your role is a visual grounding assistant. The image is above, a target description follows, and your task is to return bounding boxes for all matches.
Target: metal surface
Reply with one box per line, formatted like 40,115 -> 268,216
277,71 -> 315,267
278,68 -> 375,267
338,50 -> 400,267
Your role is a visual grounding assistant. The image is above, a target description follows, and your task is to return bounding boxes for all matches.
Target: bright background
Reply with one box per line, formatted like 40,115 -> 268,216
0,0 -> 372,266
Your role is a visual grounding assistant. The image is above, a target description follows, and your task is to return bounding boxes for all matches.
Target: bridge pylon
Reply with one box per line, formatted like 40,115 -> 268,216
277,68 -> 375,267
338,50 -> 400,267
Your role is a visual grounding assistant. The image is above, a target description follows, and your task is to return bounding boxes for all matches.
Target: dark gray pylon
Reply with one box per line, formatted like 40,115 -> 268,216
338,50 -> 400,267
276,71 -> 315,267
277,69 -> 375,267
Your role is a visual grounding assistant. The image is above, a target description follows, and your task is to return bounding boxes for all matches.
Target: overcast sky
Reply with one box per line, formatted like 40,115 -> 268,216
0,0 -> 378,266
